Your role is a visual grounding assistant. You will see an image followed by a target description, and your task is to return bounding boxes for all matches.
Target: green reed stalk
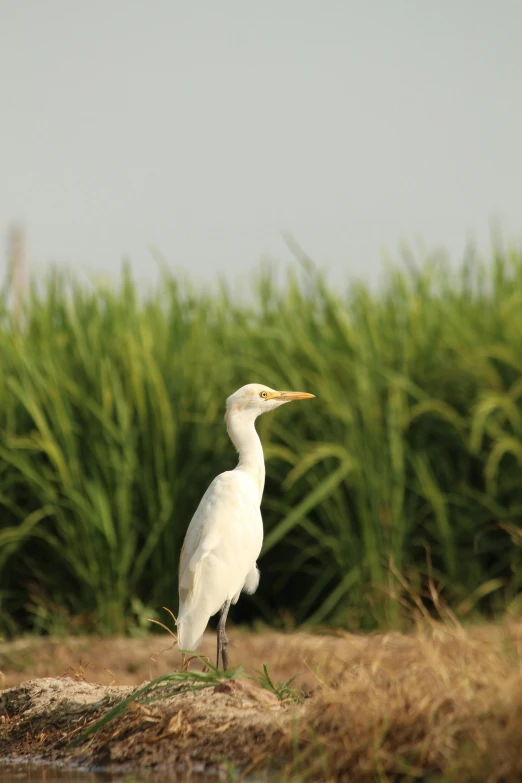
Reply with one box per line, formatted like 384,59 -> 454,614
1,248 -> 522,634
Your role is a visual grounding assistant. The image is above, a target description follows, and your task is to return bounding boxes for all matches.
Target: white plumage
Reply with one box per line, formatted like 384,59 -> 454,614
176,382 -> 315,668
177,471 -> 262,650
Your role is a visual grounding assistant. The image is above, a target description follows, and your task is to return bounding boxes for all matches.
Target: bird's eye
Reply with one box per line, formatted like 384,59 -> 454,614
260,391 -> 269,399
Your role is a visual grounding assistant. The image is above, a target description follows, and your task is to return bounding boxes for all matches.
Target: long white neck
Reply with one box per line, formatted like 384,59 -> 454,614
226,411 -> 265,502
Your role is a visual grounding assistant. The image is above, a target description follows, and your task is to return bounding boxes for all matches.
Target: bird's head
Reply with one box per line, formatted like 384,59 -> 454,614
225,383 -> 315,419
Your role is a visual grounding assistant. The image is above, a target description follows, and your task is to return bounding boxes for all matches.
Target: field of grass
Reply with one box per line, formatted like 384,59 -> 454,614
2,619 -> 522,780
1,247 -> 522,635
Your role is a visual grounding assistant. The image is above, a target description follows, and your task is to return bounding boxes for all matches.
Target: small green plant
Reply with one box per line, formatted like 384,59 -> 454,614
251,662 -> 306,704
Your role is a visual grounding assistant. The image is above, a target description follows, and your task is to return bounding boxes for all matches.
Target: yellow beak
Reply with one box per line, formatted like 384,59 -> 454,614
277,390 -> 316,401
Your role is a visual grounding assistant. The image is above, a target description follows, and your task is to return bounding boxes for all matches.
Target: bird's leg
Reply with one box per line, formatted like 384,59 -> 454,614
216,599 -> 231,671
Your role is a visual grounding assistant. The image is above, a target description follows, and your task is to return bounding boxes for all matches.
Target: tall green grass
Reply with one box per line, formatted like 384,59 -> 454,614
1,249 -> 522,635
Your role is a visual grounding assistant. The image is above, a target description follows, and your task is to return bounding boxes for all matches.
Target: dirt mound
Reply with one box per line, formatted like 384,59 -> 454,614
0,677 -> 133,719
0,676 -> 291,777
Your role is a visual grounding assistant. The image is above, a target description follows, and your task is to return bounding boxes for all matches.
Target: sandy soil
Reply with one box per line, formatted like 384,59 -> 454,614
2,622 -> 522,781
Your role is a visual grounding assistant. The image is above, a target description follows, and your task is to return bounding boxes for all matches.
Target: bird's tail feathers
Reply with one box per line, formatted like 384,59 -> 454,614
176,614 -> 204,653
242,565 -> 260,595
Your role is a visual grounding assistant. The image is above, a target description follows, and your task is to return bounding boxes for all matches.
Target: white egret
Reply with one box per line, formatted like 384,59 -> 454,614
176,383 -> 315,669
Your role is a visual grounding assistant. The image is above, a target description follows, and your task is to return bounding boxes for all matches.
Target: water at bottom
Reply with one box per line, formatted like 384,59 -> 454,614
0,762 -> 217,783
0,763 -> 131,783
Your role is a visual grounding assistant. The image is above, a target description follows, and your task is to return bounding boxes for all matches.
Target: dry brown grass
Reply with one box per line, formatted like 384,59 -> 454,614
2,621 -> 522,781
290,621 -> 522,781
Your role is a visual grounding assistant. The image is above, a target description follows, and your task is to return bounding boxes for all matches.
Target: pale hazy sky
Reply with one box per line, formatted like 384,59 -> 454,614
2,1 -> 522,288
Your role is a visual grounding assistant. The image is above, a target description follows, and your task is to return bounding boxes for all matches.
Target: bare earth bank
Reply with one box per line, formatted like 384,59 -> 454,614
1,623 -> 522,781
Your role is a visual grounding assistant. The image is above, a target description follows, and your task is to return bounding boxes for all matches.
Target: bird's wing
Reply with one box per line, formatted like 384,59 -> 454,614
177,470 -> 263,650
